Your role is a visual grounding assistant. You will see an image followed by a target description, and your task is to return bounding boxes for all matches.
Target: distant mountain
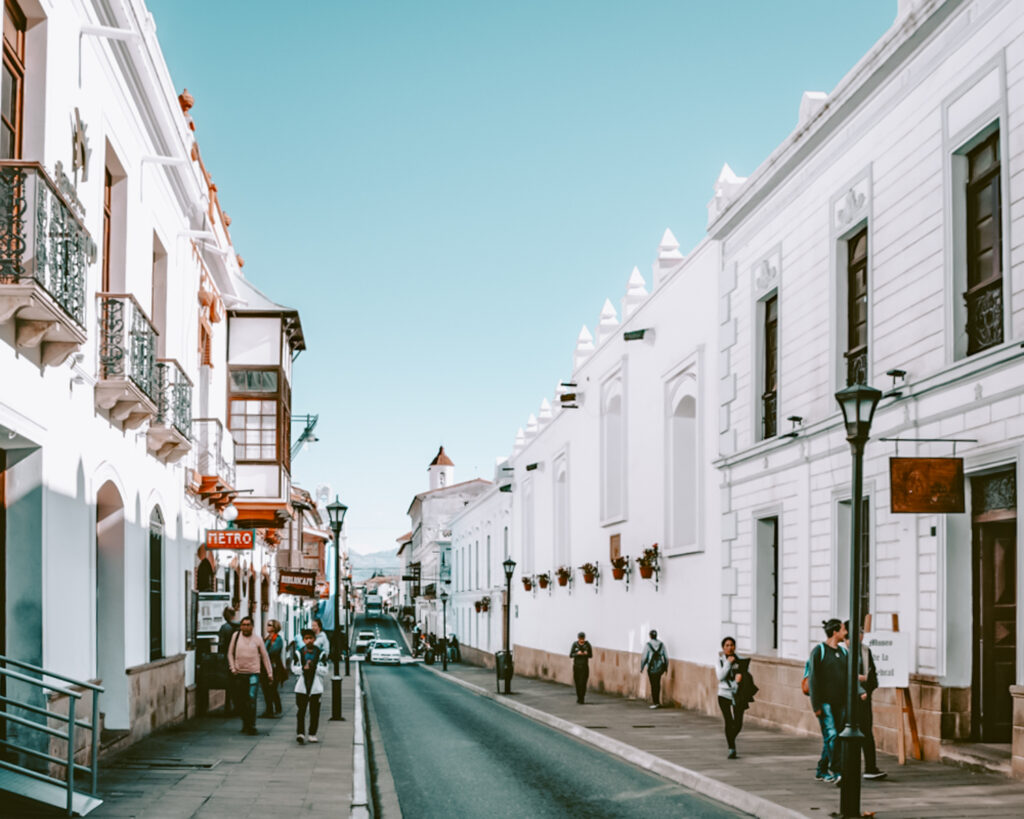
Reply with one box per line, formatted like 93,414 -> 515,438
349,549 -> 400,582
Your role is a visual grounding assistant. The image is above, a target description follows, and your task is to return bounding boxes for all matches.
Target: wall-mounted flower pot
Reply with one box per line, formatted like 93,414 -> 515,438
557,576 -> 568,587
474,601 -> 482,612
538,576 -> 549,589
639,565 -> 654,579
611,567 -> 625,580
583,573 -> 595,584
481,603 -> 489,612
522,579 -> 532,591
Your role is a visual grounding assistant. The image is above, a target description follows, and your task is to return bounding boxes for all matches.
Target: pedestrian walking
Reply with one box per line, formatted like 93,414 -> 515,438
807,618 -> 849,784
311,618 -> 331,656
639,630 -> 669,709
716,636 -> 749,758
292,628 -> 328,744
216,607 -> 239,716
570,631 -> 593,704
843,620 -> 887,781
227,616 -> 273,736
260,619 -> 286,718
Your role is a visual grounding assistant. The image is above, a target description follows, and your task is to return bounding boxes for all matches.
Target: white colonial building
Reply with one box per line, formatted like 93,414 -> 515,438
0,0 -> 313,796
449,0 -> 1024,779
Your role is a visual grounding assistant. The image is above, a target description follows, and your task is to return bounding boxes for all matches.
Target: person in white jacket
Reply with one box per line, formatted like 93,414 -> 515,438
716,636 -> 745,759
292,628 -> 329,744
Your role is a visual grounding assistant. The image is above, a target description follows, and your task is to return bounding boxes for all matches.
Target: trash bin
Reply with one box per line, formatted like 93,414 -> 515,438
495,650 -> 514,693
424,648 -> 435,665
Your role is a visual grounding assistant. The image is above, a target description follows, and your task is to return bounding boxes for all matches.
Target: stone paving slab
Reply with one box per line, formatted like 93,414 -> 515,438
431,663 -> 1024,819
3,683 -> 356,818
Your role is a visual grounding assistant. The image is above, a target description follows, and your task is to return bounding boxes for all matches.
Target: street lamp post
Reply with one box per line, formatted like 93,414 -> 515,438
326,496 -> 348,722
344,575 -> 352,677
439,588 -> 449,671
501,557 -> 516,695
834,383 -> 882,818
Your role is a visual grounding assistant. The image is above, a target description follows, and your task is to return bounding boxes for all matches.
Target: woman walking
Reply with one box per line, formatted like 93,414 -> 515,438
260,620 -> 286,717
717,636 -> 745,758
639,630 -> 668,709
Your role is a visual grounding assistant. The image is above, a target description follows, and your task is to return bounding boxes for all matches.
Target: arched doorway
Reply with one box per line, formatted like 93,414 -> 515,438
197,556 -> 214,592
96,481 -> 128,730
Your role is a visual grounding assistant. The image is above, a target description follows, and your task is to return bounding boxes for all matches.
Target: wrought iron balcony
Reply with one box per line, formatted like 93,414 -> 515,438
94,293 -> 158,429
844,345 -> 868,386
0,161 -> 94,366
188,417 -> 237,506
146,359 -> 193,463
965,277 -> 1003,355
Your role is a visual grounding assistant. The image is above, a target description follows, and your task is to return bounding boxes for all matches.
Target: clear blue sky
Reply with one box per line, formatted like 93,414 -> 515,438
148,1 -> 895,554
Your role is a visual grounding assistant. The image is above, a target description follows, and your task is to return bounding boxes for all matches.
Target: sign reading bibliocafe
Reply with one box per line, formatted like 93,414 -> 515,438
278,568 -> 317,597
206,529 -> 255,549
866,631 -> 909,688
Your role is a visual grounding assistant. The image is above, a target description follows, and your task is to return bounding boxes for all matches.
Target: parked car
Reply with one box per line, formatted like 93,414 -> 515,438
369,640 -> 402,665
355,631 -> 376,654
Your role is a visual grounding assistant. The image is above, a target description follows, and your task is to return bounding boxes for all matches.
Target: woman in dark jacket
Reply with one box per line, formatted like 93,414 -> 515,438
260,620 -> 286,717
716,636 -> 746,758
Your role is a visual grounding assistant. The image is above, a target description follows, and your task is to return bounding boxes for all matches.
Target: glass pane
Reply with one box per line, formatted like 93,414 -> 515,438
3,11 -> 17,52
261,431 -> 275,445
261,445 -> 275,459
230,371 -> 248,391
244,400 -> 260,415
969,139 -> 997,180
0,123 -> 11,160
2,65 -> 12,125
261,400 -> 275,414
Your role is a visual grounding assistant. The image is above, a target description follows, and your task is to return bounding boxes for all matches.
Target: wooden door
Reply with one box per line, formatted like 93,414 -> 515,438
973,520 -> 1016,742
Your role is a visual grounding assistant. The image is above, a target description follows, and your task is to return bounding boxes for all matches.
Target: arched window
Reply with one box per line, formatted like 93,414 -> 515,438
601,378 -> 625,522
149,507 -> 164,661
553,454 -> 569,565
671,395 -> 697,548
197,558 -> 214,591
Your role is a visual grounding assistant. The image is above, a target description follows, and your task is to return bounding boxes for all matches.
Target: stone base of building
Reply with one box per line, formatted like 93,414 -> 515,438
1012,686 -> 1024,779
125,654 -> 187,744
460,644 -> 495,669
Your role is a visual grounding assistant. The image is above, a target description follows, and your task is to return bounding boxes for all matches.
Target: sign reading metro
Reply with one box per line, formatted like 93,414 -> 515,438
205,529 -> 256,549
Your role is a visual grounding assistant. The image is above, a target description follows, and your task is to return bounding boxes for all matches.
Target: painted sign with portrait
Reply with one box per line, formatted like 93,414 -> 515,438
890,457 -> 964,514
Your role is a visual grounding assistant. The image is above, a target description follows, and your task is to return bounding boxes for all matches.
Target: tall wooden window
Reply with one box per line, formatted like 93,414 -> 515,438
102,169 -> 113,291
1,1 -> 25,159
858,497 -> 870,629
845,228 -> 868,385
755,516 -> 780,652
149,509 -> 164,661
228,368 -> 286,463
965,132 -> 1002,355
761,294 -> 778,439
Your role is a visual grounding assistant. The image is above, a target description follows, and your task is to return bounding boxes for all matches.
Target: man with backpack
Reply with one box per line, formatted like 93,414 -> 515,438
805,618 -> 848,784
640,629 -> 669,709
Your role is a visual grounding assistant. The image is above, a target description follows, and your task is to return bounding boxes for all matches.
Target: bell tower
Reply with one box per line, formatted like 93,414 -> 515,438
428,446 -> 454,490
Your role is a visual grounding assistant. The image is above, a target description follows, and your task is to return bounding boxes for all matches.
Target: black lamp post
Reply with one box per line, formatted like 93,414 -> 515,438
834,383 -> 882,818
344,574 -> 352,676
502,557 -> 516,695
326,496 -> 348,721
439,588 -> 449,671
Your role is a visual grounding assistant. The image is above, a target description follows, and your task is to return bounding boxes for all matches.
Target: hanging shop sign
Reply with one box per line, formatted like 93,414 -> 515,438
890,457 -> 964,514
279,568 -> 317,598
206,528 -> 256,549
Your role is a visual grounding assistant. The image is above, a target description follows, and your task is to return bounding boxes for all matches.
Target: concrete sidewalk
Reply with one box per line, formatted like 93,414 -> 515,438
7,683 -> 356,818
427,662 -> 1024,819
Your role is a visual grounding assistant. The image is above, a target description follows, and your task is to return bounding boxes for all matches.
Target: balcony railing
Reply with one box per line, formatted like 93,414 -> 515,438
193,417 -> 237,487
97,293 -> 158,403
0,162 -> 92,327
965,277 -> 1003,355
844,345 -> 868,386
761,390 -> 777,440
155,360 -> 193,438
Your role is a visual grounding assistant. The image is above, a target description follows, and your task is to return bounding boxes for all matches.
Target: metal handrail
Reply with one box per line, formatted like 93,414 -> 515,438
0,654 -> 103,812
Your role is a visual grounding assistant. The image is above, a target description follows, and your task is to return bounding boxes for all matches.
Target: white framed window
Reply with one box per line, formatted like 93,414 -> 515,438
600,364 -> 627,524
522,477 -> 535,573
664,364 -> 701,555
553,449 -> 569,566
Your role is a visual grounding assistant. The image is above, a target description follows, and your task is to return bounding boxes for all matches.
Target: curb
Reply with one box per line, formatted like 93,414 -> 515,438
351,662 -> 372,819
423,664 -> 806,819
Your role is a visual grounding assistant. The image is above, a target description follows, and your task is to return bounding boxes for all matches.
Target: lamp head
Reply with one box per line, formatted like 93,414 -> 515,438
834,383 -> 883,443
502,556 -> 517,581
222,503 -> 239,523
326,495 -> 348,535
440,589 -> 448,603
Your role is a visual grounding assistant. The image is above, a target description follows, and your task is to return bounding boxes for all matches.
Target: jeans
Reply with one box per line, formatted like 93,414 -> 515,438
717,696 -> 745,749
816,702 -> 844,775
859,696 -> 878,772
573,664 -> 589,702
260,674 -> 281,715
648,671 -> 664,706
233,673 -> 259,731
296,693 -> 321,736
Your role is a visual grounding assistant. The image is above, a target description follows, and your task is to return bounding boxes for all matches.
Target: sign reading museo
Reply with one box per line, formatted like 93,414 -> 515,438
865,632 -> 909,688
279,569 -> 317,597
206,529 -> 255,549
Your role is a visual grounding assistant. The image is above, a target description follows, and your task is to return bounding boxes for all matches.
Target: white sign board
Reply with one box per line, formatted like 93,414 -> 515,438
198,592 -> 231,636
866,632 -> 909,688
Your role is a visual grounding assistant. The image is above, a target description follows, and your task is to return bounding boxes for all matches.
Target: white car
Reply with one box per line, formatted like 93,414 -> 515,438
369,640 -> 402,665
354,631 -> 376,655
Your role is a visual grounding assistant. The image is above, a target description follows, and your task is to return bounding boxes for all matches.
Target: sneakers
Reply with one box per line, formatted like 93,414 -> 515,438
863,769 -> 888,780
307,735 -> 319,744
833,774 -> 843,787
821,773 -> 839,784
296,734 -> 305,744
727,748 -> 738,759
649,704 -> 660,710
815,772 -> 828,781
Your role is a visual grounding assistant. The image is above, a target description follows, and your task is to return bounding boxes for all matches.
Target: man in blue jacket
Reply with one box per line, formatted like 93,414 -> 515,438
807,618 -> 848,784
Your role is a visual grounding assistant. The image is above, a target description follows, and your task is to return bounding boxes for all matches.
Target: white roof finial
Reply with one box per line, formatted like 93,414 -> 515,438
573,324 -> 594,370
595,298 -> 619,345
538,397 -> 552,426
513,427 -> 525,455
622,266 -> 648,319
707,164 -> 748,227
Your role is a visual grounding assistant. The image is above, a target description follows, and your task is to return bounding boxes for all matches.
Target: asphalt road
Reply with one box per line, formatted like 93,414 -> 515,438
359,618 -> 745,818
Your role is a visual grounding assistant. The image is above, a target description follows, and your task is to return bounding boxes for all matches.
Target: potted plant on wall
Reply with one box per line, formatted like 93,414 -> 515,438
537,571 -> 551,589
610,555 -> 629,580
474,599 -> 482,613
522,575 -> 533,591
579,562 -> 599,584
555,566 -> 572,587
636,544 -> 659,578
480,596 -> 490,612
